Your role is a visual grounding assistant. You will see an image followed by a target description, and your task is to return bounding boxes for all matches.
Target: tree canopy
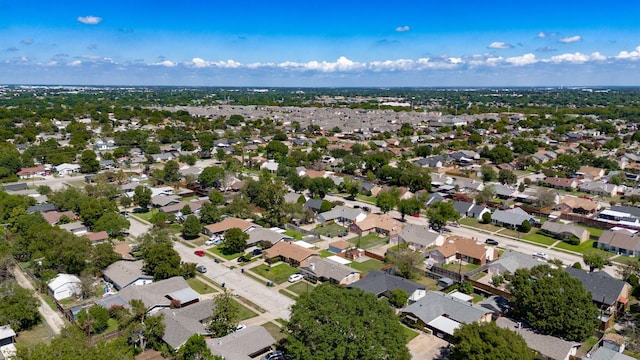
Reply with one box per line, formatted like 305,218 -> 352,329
284,284 -> 410,360
509,264 -> 598,341
449,322 -> 534,360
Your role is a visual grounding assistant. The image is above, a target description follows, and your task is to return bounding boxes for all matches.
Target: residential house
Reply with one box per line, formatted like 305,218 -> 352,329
391,224 -> 445,252
598,205 -> 640,227
246,227 -> 292,247
96,276 -> 200,314
349,270 -> 426,303
544,177 -> 578,190
585,347 -> 636,360
328,240 -> 355,254
103,260 -> 154,290
487,250 -> 549,277
556,196 -> 600,215
151,194 -> 181,207
349,213 -> 402,236
203,217 -> 258,238
429,236 -> 497,266
578,181 -> 618,197
401,291 -> 492,340
478,295 -> 511,317
0,324 -> 17,359
540,221 -> 591,243
208,326 -> 275,360
303,198 -> 324,213
577,166 -> 605,181
160,200 -> 207,219
453,177 -> 484,192
565,267 -> 631,329
48,273 -> 82,300
317,205 -> 366,225
284,192 -> 304,204
414,155 -> 445,169
54,163 -> 81,176
42,210 -> 76,225
491,183 -> 518,199
159,299 -> 213,350
298,257 -> 361,285
260,160 -> 279,173
27,203 -> 57,214
491,207 -> 533,228
3,183 -> 28,192
262,241 -> 318,267
85,231 -> 109,244
17,165 -> 46,179
452,201 -> 474,219
58,221 -> 88,235
597,230 -> 640,257
496,317 -> 579,360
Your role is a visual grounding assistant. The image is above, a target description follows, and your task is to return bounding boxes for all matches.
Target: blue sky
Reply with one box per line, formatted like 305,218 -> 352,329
1,1 -> 640,87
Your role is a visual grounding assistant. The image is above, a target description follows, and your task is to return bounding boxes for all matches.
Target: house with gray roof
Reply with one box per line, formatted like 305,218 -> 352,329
453,201 -> 474,218
496,317 -> 579,360
349,270 -> 425,302
151,194 -> 181,207
298,257 -> 361,285
487,250 -> 546,276
102,260 -> 153,290
159,299 -> 213,349
207,326 -> 275,360
317,205 -> 366,225
541,221 -> 590,243
303,198 -> 324,212
586,347 -> 636,360
491,207 -> 533,228
401,291 -> 492,340
246,227 -> 293,247
392,224 -> 445,252
597,230 -> 640,257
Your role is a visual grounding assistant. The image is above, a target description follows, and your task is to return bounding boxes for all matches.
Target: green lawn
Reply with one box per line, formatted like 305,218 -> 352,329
319,249 -> 334,258
348,233 -> 389,249
283,230 -> 304,240
235,300 -> 259,320
278,289 -> 298,299
262,321 -> 286,342
252,263 -> 300,284
523,232 -> 557,246
210,246 -> 243,260
575,224 -> 604,238
287,281 -> 314,296
187,277 -> 218,294
553,239 -> 598,253
16,323 -> 52,346
132,208 -> 157,222
442,262 -> 479,274
314,223 -> 347,237
459,218 -> 502,232
350,259 -> 385,275
402,326 -> 419,342
356,194 -> 377,204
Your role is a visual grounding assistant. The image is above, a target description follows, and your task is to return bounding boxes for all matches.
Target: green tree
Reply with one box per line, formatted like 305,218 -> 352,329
427,201 -> 460,229
0,281 -> 41,331
208,189 -> 225,205
583,252 -> 606,272
306,177 -> 334,199
163,160 -> 181,183
376,191 -> 397,213
481,211 -> 492,224
388,288 -> 409,308
265,140 -> 289,159
510,264 -> 598,341
199,166 -> 226,189
397,198 -> 421,220
178,334 -> 218,360
93,212 -> 130,236
199,202 -> 221,225
221,228 -> 248,255
498,169 -> 518,185
79,150 -> 100,173
480,165 -> 497,183
77,305 -> 110,335
91,242 -> 121,272
182,204 -> 193,216
209,289 -> 240,337
449,322 -> 533,360
387,248 -> 423,279
519,220 -> 531,233
133,186 -> 152,209
285,284 -> 410,360
142,241 -> 182,280
182,215 -> 202,239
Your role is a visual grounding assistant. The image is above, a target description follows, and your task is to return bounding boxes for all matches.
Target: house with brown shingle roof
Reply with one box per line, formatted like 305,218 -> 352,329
556,196 -> 600,215
429,236 -> 497,266
303,169 -> 326,179
84,231 -> 109,244
203,217 -> 258,237
544,177 -> 577,190
42,210 -> 76,225
17,165 -> 46,179
328,240 -> 355,254
262,241 -> 318,267
577,166 -> 605,181
349,213 -> 402,236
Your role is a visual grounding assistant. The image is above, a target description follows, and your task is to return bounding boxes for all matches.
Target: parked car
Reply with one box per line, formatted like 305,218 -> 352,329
338,231 -> 348,237
288,274 -> 304,283
533,252 -> 548,259
237,255 -> 249,263
252,248 -> 263,256
196,265 -> 207,273
362,206 -> 371,212
410,213 -> 420,218
262,351 -> 286,360
234,323 -> 246,332
194,249 -> 205,257
485,238 -> 499,246
450,222 -> 460,228
204,238 -> 216,246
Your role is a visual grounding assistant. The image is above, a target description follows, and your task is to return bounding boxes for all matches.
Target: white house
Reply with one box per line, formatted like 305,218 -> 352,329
54,163 -> 81,176
48,273 -> 82,300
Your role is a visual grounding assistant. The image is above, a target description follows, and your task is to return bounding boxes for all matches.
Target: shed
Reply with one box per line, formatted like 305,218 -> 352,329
48,273 -> 82,300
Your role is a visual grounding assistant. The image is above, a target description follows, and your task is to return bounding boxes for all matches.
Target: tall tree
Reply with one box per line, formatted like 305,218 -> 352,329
583,252 -> 606,272
387,248 -> 423,279
449,322 -> 534,360
209,289 -> 241,337
284,284 -> 410,360
376,191 -> 397,213
163,160 -> 181,183
182,215 -> 202,239
178,334 -> 219,360
79,150 -> 100,173
509,264 -> 598,341
199,166 -> 226,189
133,186 -> 152,209
427,201 -> 460,229
221,228 -> 248,255
397,198 -> 421,220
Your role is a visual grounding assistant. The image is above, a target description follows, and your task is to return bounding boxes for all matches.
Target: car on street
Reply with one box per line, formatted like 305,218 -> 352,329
237,255 -> 250,262
288,274 -> 304,283
533,252 -> 548,259
450,222 -> 460,228
362,206 -> 371,212
410,213 -> 420,218
338,231 -> 348,237
194,249 -> 205,257
196,265 -> 207,273
485,238 -> 499,246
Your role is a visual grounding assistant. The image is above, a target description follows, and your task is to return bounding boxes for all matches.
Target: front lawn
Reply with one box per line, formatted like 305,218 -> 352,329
283,229 -> 304,240
210,246 -> 243,260
187,277 -> 218,294
314,223 -> 347,237
350,259 -> 385,275
348,233 -> 389,249
287,281 -> 314,296
575,224 -> 604,238
252,263 -> 300,285
132,208 -> 157,222
319,250 -> 334,258
402,326 -> 419,342
523,232 -> 557,246
235,300 -> 259,320
553,239 -> 601,254
262,321 -> 286,342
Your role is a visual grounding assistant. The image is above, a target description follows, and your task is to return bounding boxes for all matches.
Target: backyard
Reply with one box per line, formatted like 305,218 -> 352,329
252,263 -> 300,284
314,223 -> 347,237
350,259 -> 386,275
283,229 -> 304,240
348,233 -> 389,249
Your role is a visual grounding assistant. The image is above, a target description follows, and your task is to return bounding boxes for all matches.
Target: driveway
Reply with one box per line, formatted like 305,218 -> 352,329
407,333 -> 449,359
173,242 -> 295,320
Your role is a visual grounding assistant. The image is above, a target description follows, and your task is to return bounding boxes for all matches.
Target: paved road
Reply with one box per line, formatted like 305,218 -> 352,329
173,242 -> 295,321
11,266 -> 66,335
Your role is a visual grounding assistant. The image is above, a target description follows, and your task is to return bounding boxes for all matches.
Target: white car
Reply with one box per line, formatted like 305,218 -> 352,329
533,252 -> 548,260
235,324 -> 246,332
205,238 -> 216,246
288,274 -> 304,283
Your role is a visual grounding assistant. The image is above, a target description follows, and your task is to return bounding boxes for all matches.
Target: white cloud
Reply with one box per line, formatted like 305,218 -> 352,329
213,60 -> 242,68
151,60 -> 177,67
68,60 -> 82,66
616,46 -> 640,60
488,41 -> 513,49
558,35 -> 582,43
537,32 -> 546,38
279,56 -> 365,72
506,53 -> 537,66
546,52 -> 602,64
188,57 -> 212,68
77,16 -> 102,25
395,25 -> 410,32
21,38 -> 33,45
